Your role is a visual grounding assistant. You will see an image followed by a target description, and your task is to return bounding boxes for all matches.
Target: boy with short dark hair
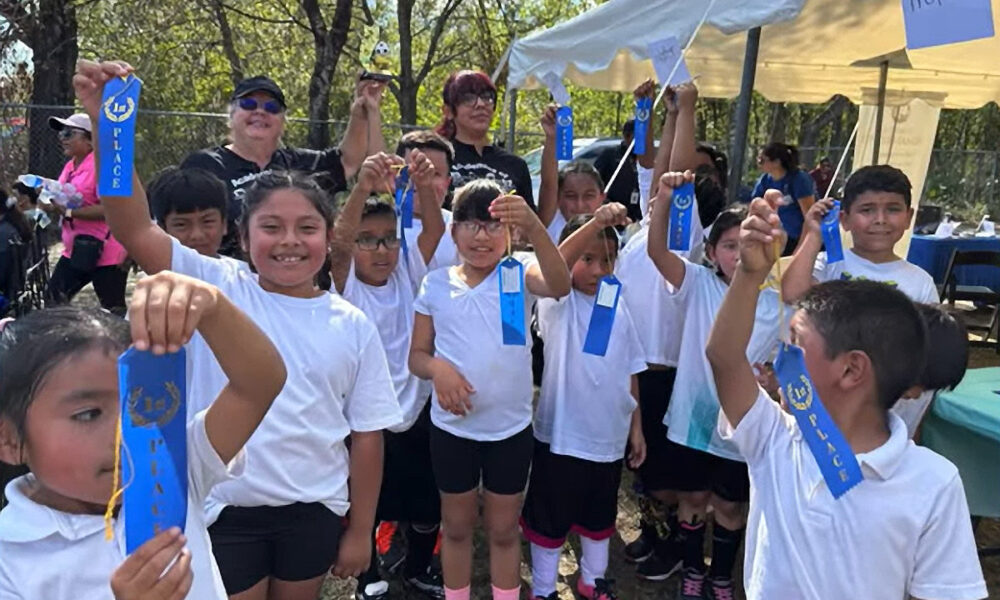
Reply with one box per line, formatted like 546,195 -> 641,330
706,193 -> 986,600
395,130 -> 457,268
782,164 -> 938,304
148,166 -> 230,259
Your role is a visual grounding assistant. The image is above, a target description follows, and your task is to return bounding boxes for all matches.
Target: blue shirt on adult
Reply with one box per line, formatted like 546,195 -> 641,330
750,170 -> 816,240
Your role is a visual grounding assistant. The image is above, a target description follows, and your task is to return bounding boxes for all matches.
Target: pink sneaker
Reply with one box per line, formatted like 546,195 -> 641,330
576,578 -> 618,600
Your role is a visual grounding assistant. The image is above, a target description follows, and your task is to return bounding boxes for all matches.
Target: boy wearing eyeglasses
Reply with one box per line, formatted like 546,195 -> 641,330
329,150 -> 448,600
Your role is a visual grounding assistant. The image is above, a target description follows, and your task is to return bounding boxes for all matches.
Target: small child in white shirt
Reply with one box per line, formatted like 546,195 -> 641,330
708,194 -> 986,600
0,272 -> 286,600
522,204 -> 647,600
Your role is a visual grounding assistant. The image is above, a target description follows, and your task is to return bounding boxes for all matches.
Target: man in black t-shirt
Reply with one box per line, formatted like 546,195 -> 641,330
181,75 -> 384,257
594,119 -> 641,222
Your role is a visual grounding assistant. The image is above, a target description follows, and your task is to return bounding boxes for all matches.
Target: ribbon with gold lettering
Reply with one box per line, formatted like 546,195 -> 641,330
98,75 -> 142,196
118,347 -> 187,553
774,342 -> 863,498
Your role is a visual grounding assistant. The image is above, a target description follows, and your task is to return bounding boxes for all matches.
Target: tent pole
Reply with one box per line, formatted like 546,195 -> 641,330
873,60 -> 889,165
728,26 -> 761,203
507,88 -> 518,152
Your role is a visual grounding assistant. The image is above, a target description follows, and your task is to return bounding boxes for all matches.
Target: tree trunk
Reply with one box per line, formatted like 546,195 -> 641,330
396,0 -> 418,125
207,0 -> 244,87
302,0 -> 353,149
768,102 -> 788,143
798,95 -> 849,168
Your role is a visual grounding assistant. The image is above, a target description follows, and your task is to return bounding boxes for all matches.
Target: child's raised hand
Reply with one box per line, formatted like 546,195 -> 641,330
110,528 -> 191,600
663,86 -> 678,115
490,194 -> 542,237
357,152 -> 403,196
803,197 -> 836,237
539,104 -> 557,139
675,82 -> 698,111
593,202 -> 630,228
654,170 -> 695,203
432,362 -> 475,417
407,149 -> 436,191
129,271 -> 221,355
633,78 -> 656,101
73,59 -> 134,121
740,191 -> 786,276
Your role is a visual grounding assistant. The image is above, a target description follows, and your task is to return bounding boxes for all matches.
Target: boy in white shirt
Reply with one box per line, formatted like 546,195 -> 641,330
522,204 -> 647,600
396,130 -> 460,269
782,164 -> 939,304
707,193 -> 986,600
330,149 -> 448,600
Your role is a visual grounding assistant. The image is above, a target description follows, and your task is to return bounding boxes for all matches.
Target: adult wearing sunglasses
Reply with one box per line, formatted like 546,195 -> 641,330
43,113 -> 129,314
435,70 -> 533,209
181,75 -> 386,257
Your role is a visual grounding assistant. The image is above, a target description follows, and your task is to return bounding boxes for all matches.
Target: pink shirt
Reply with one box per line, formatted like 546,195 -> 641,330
58,153 -> 127,267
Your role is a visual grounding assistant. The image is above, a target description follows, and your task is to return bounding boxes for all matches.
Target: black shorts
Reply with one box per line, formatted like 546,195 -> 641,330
208,502 -> 344,594
430,424 -> 533,495
658,439 -> 750,502
378,403 -> 440,523
521,440 -> 622,548
635,367 -> 678,492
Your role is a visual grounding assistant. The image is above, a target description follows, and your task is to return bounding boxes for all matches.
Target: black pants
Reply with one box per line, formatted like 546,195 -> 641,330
47,256 -> 128,315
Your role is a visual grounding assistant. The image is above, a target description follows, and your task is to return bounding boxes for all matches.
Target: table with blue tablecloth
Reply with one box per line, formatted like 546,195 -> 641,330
921,367 -> 1000,518
907,235 -> 1000,291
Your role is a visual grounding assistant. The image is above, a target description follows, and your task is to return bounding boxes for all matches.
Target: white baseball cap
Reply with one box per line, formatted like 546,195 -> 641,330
48,113 -> 92,133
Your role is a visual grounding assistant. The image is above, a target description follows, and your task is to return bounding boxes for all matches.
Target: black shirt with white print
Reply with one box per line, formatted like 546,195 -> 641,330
180,145 -> 347,257
449,139 -> 534,210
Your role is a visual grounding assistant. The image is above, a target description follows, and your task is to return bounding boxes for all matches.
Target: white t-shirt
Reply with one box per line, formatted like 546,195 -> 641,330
615,225 -> 704,367
546,211 -> 567,244
667,260 -> 782,461
720,387 -> 987,600
535,289 -> 647,462
0,412 -> 242,600
413,256 -> 536,441
814,248 -> 939,303
637,165 -> 655,217
405,209 -> 459,269
170,239 -> 401,521
340,247 -> 430,432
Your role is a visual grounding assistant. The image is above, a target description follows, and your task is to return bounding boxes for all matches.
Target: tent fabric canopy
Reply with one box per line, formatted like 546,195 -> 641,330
509,0 -> 1000,109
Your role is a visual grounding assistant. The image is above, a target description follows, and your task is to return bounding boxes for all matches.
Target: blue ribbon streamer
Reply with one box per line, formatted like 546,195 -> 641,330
774,342 -> 863,499
98,76 -> 142,196
555,106 -> 574,161
668,182 -> 695,251
583,275 -> 622,356
633,97 -> 652,156
498,256 -> 526,345
119,347 -> 188,554
394,167 -> 414,258
821,201 -> 844,263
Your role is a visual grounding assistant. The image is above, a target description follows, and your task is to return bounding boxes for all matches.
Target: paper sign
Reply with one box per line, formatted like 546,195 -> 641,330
647,36 -> 692,86
902,0 -> 995,49
539,72 -> 571,106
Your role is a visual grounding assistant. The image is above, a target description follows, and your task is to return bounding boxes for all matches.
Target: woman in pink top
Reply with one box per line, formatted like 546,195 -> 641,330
44,113 -> 128,314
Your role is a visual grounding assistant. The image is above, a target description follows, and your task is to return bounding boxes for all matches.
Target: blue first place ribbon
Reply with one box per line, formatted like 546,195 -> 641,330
555,106 -> 574,161
98,75 -> 142,197
668,182 -> 695,251
498,256 -> 526,345
820,200 -> 844,263
583,275 -> 622,356
119,347 -> 188,554
394,167 -> 414,257
633,97 -> 653,156
774,342 -> 863,499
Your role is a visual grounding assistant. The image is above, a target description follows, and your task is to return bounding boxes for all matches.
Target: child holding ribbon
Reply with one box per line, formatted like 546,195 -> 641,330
521,202 -> 646,600
0,272 -> 287,600
395,130 -> 460,269
708,193 -> 986,600
75,60 -> 402,600
646,172 -> 782,600
409,180 -> 570,600
329,150 -> 447,600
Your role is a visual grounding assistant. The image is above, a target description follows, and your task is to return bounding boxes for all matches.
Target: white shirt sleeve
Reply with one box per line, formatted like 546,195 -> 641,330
413,270 -> 437,316
812,251 -> 833,283
915,271 -> 941,303
187,409 -> 246,503
908,473 -> 988,600
717,386 -> 790,466
170,237 -> 234,287
343,321 -> 403,432
404,245 -> 430,294
637,165 -> 655,218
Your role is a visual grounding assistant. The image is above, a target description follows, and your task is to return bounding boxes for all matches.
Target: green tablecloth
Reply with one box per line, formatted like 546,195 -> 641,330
921,367 -> 1000,518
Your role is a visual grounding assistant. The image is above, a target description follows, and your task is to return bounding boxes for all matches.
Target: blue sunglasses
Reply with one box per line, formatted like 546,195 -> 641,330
237,97 -> 283,115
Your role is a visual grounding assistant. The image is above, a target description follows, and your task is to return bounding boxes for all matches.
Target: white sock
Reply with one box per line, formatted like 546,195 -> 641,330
579,537 -> 609,587
530,543 -> 561,598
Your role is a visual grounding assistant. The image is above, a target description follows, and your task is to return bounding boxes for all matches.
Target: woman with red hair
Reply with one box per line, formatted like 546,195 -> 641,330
437,70 -> 534,208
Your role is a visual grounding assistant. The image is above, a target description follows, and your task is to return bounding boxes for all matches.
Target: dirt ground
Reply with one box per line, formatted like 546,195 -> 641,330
65,270 -> 1000,600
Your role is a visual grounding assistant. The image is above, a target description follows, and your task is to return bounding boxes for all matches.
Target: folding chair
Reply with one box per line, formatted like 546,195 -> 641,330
940,249 -> 1000,352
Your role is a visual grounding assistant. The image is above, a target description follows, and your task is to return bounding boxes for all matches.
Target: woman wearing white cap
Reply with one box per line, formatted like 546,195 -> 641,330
44,113 -> 128,314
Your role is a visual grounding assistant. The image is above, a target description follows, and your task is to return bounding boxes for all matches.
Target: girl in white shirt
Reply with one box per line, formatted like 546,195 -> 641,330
76,60 -> 402,600
0,272 -> 286,600
410,180 -> 571,600
523,205 -> 647,600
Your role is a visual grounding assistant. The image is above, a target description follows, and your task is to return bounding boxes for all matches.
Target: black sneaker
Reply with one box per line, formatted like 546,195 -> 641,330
405,566 -> 444,599
379,539 -> 407,575
534,594 -> 558,600
355,580 -> 390,600
624,522 -> 657,563
676,568 -> 705,600
635,549 -> 682,581
703,576 -> 735,600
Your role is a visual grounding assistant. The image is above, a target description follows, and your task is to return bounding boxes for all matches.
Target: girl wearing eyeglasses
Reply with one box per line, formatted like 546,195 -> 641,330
436,71 -> 535,210
44,113 -> 128,314
181,75 -> 388,259
409,179 -> 570,600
